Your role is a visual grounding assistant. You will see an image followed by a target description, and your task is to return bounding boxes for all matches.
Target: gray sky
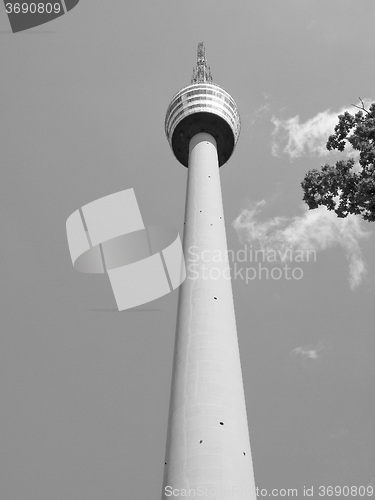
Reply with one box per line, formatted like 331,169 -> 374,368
1,1 -> 374,499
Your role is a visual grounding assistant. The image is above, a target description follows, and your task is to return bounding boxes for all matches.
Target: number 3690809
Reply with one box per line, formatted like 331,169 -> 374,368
5,3 -> 62,14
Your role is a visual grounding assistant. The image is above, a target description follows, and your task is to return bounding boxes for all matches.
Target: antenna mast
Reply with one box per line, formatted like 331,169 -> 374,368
191,42 -> 213,83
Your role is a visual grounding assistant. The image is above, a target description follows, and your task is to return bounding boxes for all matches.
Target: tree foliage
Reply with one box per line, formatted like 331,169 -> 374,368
301,100 -> 375,222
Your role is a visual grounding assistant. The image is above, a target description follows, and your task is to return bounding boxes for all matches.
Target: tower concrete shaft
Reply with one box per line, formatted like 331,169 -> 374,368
163,44 -> 257,499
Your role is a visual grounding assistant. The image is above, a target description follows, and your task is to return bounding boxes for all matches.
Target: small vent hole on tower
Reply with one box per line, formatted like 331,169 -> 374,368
210,224 -> 213,226
199,210 -> 203,213
243,452 -> 246,456
219,216 -> 222,219
165,462 -> 167,465
214,297 -> 218,300
208,175 -> 211,178
219,421 -> 224,425
200,440 -> 203,444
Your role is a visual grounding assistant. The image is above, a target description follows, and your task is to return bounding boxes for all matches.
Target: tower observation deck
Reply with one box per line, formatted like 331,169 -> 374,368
162,44 -> 257,500
165,42 -> 241,167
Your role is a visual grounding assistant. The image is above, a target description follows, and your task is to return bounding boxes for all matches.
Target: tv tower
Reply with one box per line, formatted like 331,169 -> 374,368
162,44 -> 257,499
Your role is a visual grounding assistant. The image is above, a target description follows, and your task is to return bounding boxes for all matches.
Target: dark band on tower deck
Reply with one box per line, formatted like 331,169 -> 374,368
165,43 -> 241,167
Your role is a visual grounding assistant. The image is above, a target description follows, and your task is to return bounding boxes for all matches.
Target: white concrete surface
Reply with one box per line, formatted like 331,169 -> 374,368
162,133 -> 257,499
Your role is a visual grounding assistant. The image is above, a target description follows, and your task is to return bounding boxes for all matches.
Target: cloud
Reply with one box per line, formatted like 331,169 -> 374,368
329,427 -> 349,439
249,102 -> 271,126
232,202 -> 371,289
271,99 -> 373,159
291,340 -> 328,361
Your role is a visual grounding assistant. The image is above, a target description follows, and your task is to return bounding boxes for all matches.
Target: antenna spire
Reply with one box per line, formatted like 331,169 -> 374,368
191,42 -> 213,83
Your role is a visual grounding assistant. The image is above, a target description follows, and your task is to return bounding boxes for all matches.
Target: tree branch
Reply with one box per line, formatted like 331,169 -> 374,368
351,97 -> 371,115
